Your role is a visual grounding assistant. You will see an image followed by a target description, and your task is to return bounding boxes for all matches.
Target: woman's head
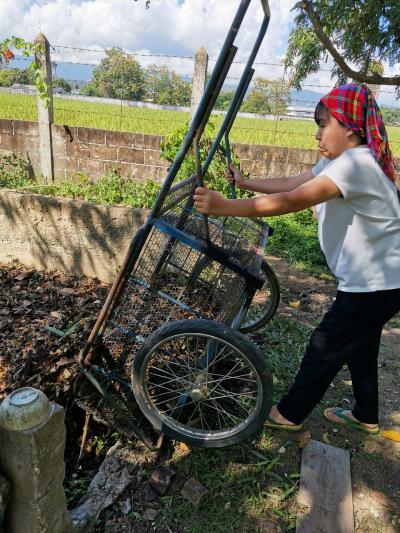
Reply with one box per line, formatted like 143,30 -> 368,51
314,83 -> 395,180
314,102 -> 365,160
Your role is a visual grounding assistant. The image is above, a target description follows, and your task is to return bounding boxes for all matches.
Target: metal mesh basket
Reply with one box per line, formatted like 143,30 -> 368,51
158,174 -> 268,274
101,176 -> 270,367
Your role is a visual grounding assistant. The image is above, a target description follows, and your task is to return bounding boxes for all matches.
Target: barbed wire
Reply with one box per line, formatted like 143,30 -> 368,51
5,45 -> 399,97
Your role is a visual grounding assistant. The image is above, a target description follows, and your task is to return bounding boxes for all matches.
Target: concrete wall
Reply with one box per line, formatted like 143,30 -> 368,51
0,119 -> 169,182
0,189 -> 147,283
0,118 -> 399,184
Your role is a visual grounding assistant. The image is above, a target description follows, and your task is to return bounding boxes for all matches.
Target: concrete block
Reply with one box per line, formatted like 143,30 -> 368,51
0,133 -> 26,153
78,158 -> 105,175
118,146 -> 145,164
0,118 -> 13,135
26,136 -> 40,153
13,120 -> 39,137
234,143 -> 259,160
144,149 -> 167,167
253,144 -> 275,162
77,127 -> 106,145
271,146 -> 289,163
54,155 -> 78,172
142,134 -> 162,150
268,161 -> 290,176
0,189 -> 148,282
131,133 -> 145,148
51,124 -> 77,142
52,139 -> 66,156
106,130 -> 133,147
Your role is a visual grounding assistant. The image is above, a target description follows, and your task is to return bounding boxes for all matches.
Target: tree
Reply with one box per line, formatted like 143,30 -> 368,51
145,65 -> 173,103
381,107 -> 400,126
52,77 -> 72,93
144,64 -> 191,106
0,68 -> 17,87
242,78 -> 291,116
285,1 -> 400,96
89,48 -> 145,101
0,37 -> 48,101
215,90 -> 235,111
0,67 -> 37,87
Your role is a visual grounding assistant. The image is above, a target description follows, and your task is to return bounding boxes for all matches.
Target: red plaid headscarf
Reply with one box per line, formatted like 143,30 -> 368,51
320,83 -> 395,181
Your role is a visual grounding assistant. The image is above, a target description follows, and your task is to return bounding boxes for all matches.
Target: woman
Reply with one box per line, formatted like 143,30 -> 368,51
194,83 -> 400,434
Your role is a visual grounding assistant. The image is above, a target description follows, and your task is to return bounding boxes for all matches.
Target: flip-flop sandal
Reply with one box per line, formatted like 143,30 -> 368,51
264,416 -> 302,432
324,407 -> 379,435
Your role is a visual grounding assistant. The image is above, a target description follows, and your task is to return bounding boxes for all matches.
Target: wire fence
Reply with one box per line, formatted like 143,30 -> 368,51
1,41 -> 399,154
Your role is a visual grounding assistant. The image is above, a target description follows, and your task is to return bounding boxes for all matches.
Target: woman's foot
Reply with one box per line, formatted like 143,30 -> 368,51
324,407 -> 379,435
264,405 -> 302,431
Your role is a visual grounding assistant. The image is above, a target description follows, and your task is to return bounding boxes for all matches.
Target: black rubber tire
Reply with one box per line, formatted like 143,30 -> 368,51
239,260 -> 280,334
132,319 -> 272,448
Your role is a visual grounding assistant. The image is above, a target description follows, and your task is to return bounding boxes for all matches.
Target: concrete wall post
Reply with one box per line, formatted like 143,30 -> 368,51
0,388 -> 71,532
34,33 -> 54,183
190,47 -> 208,123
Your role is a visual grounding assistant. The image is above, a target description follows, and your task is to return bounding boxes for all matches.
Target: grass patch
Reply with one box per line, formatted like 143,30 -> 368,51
1,92 -> 398,154
266,210 -> 329,278
153,315 -> 310,532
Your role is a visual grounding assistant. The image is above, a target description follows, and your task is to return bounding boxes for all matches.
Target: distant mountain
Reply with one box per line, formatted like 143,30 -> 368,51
5,55 -> 94,85
290,89 -> 324,106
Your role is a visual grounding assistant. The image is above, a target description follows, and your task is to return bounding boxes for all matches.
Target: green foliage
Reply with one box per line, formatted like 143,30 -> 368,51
85,48 -> 146,101
215,89 -> 235,111
381,106 -> 400,127
0,152 -> 33,188
53,77 -> 72,93
6,169 -> 162,208
0,36 -> 48,103
267,209 -> 328,277
242,78 -> 291,116
0,69 -> 19,87
285,0 -> 400,94
0,160 -> 161,208
160,121 -> 253,198
145,64 -> 191,106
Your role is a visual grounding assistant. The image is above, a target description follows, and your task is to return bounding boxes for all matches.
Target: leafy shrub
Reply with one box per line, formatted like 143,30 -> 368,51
266,209 -> 328,277
160,120 -> 253,199
0,152 -> 33,188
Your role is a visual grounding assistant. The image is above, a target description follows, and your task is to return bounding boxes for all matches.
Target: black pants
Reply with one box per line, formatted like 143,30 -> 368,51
278,288 -> 400,425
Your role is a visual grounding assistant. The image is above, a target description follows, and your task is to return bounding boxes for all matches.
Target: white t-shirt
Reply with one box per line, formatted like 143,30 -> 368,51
312,146 -> 400,292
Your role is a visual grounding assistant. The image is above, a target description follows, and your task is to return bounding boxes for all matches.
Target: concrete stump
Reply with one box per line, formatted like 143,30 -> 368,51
0,389 -> 71,532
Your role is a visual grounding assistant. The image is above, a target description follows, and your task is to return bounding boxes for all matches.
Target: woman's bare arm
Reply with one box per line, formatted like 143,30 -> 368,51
227,165 -> 315,194
194,175 -> 341,218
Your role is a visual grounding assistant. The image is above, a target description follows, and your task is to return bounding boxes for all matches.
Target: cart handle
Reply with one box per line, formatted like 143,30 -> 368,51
260,0 -> 270,18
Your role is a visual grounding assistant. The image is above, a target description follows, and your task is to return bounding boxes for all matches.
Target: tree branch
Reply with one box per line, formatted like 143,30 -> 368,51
299,0 -> 400,85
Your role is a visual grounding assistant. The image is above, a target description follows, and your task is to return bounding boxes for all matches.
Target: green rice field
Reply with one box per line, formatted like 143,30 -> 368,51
1,92 -> 399,155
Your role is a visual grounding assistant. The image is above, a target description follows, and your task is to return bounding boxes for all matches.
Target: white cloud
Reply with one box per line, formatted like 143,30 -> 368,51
1,0 -> 296,77
2,0 -> 398,105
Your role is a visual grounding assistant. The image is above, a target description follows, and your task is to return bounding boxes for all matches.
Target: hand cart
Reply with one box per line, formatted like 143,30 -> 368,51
75,0 -> 280,449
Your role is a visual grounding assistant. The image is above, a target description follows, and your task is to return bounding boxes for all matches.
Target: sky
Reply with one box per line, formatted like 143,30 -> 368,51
1,0 -> 399,106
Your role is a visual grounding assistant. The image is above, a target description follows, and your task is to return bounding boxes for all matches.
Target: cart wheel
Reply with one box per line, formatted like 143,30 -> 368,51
239,260 -> 280,334
132,319 -> 272,448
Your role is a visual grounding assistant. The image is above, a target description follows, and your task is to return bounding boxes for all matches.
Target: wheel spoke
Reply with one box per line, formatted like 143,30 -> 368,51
138,328 -> 266,441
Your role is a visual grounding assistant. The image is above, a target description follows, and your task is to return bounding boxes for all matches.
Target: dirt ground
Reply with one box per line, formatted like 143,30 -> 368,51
268,255 -> 400,533
0,258 -> 399,531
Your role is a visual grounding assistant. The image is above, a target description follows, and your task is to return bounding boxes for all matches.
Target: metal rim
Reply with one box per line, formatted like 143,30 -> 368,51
241,277 -> 273,329
139,332 -> 264,441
